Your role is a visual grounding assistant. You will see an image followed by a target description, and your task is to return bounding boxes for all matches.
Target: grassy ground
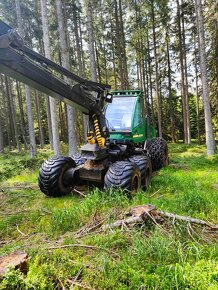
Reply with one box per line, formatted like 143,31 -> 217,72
0,143 -> 217,289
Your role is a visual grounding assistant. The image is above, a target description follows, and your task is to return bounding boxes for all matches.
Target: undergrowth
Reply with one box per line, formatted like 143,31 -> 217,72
0,143 -> 217,289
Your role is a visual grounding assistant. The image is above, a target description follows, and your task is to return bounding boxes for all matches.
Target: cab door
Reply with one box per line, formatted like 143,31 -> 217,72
132,97 -> 145,142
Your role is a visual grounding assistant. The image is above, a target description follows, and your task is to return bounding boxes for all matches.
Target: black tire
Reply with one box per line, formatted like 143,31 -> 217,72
128,155 -> 152,191
104,161 -> 141,192
146,137 -> 168,170
38,156 -> 76,197
72,153 -> 85,166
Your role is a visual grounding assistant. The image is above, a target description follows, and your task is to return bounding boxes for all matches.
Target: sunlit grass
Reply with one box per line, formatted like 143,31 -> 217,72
0,143 -> 217,289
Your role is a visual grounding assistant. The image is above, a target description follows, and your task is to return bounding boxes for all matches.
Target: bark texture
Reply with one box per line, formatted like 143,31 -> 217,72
0,115 -> 4,153
151,3 -> 162,137
25,85 -> 36,157
195,0 -> 216,154
40,0 -> 60,156
56,0 -> 78,156
86,0 -> 97,82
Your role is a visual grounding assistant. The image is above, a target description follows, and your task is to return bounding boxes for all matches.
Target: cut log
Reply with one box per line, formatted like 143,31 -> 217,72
0,251 -> 28,276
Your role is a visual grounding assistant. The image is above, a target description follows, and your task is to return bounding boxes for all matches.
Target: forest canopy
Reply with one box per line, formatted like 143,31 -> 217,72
0,0 -> 217,156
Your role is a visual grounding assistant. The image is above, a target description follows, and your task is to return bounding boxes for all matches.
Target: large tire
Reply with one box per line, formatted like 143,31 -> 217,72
72,153 -> 85,166
146,137 -> 168,170
104,161 -> 141,192
38,156 -> 76,197
128,155 -> 152,191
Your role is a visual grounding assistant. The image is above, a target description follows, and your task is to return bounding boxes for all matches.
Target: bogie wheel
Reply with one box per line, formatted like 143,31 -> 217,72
104,161 -> 141,193
146,137 -> 168,170
128,155 -> 152,191
38,156 -> 76,197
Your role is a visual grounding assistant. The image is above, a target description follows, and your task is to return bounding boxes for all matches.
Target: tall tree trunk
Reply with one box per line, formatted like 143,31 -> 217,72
111,17 -> 118,90
118,0 -> 129,89
195,0 -> 216,154
177,0 -> 188,144
6,77 -> 21,151
114,0 -> 124,89
16,81 -> 28,149
145,58 -> 150,116
0,114 -> 4,154
151,2 -> 162,137
73,8 -> 84,78
1,76 -> 11,149
147,33 -> 154,119
46,97 -> 53,149
194,35 -> 201,144
35,91 -> 44,149
25,85 -> 36,157
5,76 -> 15,148
215,17 -> 218,106
15,0 -> 36,156
181,4 -> 191,144
40,0 -> 60,156
86,0 -> 97,82
56,0 -> 78,156
166,31 -> 176,142
72,7 -> 88,140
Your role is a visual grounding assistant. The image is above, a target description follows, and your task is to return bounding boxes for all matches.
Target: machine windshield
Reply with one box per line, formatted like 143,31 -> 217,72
105,97 -> 136,131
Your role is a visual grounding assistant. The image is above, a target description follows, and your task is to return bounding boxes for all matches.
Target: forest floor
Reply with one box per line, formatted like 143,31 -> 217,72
0,143 -> 218,289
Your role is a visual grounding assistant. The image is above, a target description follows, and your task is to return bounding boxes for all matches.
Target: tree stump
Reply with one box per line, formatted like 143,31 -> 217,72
0,251 -> 28,276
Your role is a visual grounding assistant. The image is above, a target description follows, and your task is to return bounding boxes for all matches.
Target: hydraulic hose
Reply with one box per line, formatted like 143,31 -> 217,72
93,114 -> 105,148
87,130 -> 95,144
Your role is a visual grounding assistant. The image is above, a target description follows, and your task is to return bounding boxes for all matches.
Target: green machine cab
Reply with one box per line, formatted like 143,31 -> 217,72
105,90 -> 157,145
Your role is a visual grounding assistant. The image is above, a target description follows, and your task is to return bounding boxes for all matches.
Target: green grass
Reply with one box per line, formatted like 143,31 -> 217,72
0,143 -> 218,289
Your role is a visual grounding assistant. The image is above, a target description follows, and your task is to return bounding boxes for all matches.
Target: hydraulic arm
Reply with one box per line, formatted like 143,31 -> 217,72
0,20 -> 111,115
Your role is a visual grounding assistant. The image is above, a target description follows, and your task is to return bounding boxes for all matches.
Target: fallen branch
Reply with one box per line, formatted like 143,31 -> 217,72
73,187 -> 87,198
149,189 -> 160,198
0,240 -> 12,246
158,210 -> 218,229
101,204 -> 218,231
101,216 -> 144,230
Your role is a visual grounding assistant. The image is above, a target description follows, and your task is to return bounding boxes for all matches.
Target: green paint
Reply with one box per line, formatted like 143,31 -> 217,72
105,90 -> 157,144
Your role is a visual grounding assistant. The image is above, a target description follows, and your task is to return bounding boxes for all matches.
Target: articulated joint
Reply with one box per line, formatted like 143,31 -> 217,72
92,114 -> 105,148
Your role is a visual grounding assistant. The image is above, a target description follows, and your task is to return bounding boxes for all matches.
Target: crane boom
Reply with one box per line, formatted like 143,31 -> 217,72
0,20 -> 111,114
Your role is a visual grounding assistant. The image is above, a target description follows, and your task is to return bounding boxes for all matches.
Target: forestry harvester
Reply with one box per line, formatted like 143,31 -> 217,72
0,20 -> 168,196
